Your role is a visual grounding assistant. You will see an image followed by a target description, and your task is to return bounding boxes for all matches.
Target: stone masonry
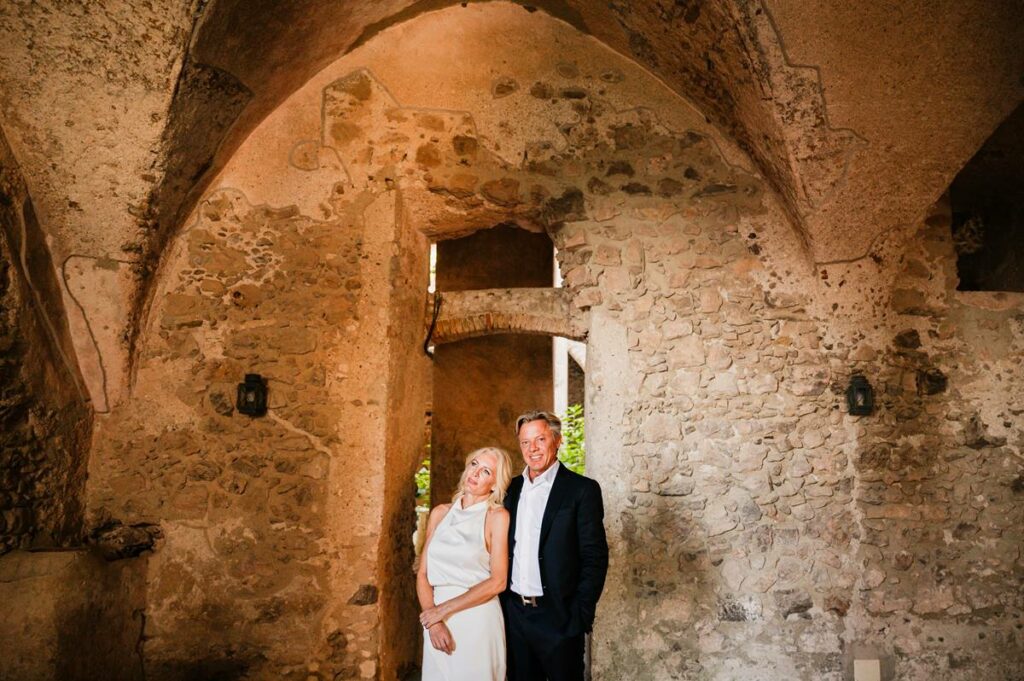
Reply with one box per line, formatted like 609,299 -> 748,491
0,129 -> 92,555
0,3 -> 1021,681
84,6 -> 1024,679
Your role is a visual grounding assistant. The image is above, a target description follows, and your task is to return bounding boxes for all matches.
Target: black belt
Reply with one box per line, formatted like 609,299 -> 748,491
512,592 -> 545,607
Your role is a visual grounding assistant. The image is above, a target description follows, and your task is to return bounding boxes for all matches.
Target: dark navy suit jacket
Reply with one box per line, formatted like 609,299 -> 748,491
503,464 -> 609,636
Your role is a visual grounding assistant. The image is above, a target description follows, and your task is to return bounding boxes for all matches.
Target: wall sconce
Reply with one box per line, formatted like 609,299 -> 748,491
237,374 -> 268,417
845,374 -> 874,416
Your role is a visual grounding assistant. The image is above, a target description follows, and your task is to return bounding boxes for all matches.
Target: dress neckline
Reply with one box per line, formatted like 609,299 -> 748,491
454,496 -> 489,512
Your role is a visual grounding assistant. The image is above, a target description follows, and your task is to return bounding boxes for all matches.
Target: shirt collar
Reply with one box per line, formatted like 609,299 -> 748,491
522,460 -> 560,490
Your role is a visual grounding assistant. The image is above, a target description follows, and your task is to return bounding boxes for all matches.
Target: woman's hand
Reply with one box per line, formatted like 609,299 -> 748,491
427,621 -> 455,655
419,603 -> 449,629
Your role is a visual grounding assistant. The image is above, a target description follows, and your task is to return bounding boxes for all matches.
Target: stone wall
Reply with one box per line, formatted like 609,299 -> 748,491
82,8 -> 772,675
852,195 -> 1024,679
573,185 -> 1024,679
75,5 -> 1024,680
0,550 -> 146,681
86,188 -> 430,679
0,129 -> 92,555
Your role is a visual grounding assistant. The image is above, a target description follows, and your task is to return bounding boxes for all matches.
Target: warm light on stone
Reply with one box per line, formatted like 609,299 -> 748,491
0,2 -> 1021,680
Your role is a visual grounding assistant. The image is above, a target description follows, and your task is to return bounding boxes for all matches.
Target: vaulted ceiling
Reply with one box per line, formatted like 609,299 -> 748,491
0,0 -> 1021,405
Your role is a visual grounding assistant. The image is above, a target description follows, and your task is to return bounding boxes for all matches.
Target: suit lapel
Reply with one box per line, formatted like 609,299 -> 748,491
506,475 -> 523,551
538,464 -> 569,548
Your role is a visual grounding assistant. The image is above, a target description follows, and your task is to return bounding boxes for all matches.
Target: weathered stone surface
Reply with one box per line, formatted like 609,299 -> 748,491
773,589 -> 813,619
2,4 -> 1023,681
0,550 -> 146,681
670,335 -> 706,367
430,287 -> 586,344
348,584 -> 379,606
642,413 -> 682,443
85,190 -> 431,679
88,522 -> 162,561
0,132 -> 92,557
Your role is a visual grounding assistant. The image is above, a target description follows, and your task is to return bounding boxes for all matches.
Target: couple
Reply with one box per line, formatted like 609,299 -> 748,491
416,410 -> 609,681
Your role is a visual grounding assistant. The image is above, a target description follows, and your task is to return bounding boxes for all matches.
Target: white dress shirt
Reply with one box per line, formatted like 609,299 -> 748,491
511,461 -> 560,597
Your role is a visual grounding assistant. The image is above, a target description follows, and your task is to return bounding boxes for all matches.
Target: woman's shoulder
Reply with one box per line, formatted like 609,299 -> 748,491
428,503 -> 452,524
487,506 -> 510,522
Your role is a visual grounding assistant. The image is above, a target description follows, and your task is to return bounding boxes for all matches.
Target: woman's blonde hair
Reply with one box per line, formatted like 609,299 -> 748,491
452,446 -> 515,509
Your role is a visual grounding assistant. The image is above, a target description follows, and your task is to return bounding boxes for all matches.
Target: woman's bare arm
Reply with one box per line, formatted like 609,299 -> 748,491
416,504 -> 450,612
417,504 -> 455,654
419,508 -> 509,628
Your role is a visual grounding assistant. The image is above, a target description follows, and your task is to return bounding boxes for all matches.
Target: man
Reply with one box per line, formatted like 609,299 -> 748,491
502,410 -> 609,681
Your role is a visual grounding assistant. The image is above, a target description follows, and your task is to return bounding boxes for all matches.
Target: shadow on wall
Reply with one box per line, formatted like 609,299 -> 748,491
0,549 -> 147,681
0,126 -> 93,556
143,659 -> 252,681
950,101 -> 1024,293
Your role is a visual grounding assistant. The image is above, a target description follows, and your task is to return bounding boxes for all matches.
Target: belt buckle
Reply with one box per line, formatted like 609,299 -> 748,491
520,595 -> 538,607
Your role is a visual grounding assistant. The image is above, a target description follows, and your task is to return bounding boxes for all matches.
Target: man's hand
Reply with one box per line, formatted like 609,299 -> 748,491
427,621 -> 455,655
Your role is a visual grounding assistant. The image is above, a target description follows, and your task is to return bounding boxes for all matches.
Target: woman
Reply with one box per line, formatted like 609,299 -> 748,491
417,446 -> 514,681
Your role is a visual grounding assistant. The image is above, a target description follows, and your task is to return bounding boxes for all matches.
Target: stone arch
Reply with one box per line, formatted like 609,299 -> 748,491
81,2 -> 983,675
84,5 -> 826,679
0,3 -> 1020,679
427,288 -> 586,345
0,0 -> 1017,424
127,0 -> 833,362
115,0 -> 1021,349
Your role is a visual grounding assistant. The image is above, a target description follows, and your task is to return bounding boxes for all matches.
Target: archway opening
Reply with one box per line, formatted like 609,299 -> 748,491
950,101 -> 1024,292
429,224 -> 556,505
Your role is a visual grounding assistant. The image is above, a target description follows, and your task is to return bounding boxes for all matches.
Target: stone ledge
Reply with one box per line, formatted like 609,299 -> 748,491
427,288 -> 586,344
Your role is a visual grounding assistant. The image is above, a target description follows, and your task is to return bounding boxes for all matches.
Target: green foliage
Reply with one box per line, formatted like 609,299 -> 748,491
415,455 -> 430,508
559,403 -> 585,474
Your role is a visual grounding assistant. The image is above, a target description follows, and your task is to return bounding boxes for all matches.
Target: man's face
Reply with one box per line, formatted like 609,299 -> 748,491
518,419 -> 560,480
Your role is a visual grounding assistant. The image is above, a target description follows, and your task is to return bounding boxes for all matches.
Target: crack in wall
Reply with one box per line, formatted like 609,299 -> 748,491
267,410 -> 336,458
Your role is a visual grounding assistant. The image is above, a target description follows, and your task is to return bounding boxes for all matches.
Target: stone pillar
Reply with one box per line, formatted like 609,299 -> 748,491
375,193 -> 434,680
554,338 -> 586,419
583,308 -> 632,680
554,252 -> 569,417
84,189 -> 432,680
554,335 -> 569,417
320,191 -> 432,681
432,225 -> 553,503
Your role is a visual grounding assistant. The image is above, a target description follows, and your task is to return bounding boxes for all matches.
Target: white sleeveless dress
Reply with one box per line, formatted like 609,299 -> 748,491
422,498 -> 506,681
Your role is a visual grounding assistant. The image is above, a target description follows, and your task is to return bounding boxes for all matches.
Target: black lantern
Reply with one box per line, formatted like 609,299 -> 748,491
845,374 -> 874,416
236,374 -> 268,417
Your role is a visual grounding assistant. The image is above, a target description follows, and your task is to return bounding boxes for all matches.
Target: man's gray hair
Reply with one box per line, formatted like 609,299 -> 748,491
515,410 -> 562,438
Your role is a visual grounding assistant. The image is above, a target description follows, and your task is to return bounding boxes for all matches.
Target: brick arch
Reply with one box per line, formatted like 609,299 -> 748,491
427,288 -> 586,345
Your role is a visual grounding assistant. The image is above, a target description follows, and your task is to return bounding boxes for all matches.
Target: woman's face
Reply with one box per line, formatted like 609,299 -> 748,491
464,452 -> 499,497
